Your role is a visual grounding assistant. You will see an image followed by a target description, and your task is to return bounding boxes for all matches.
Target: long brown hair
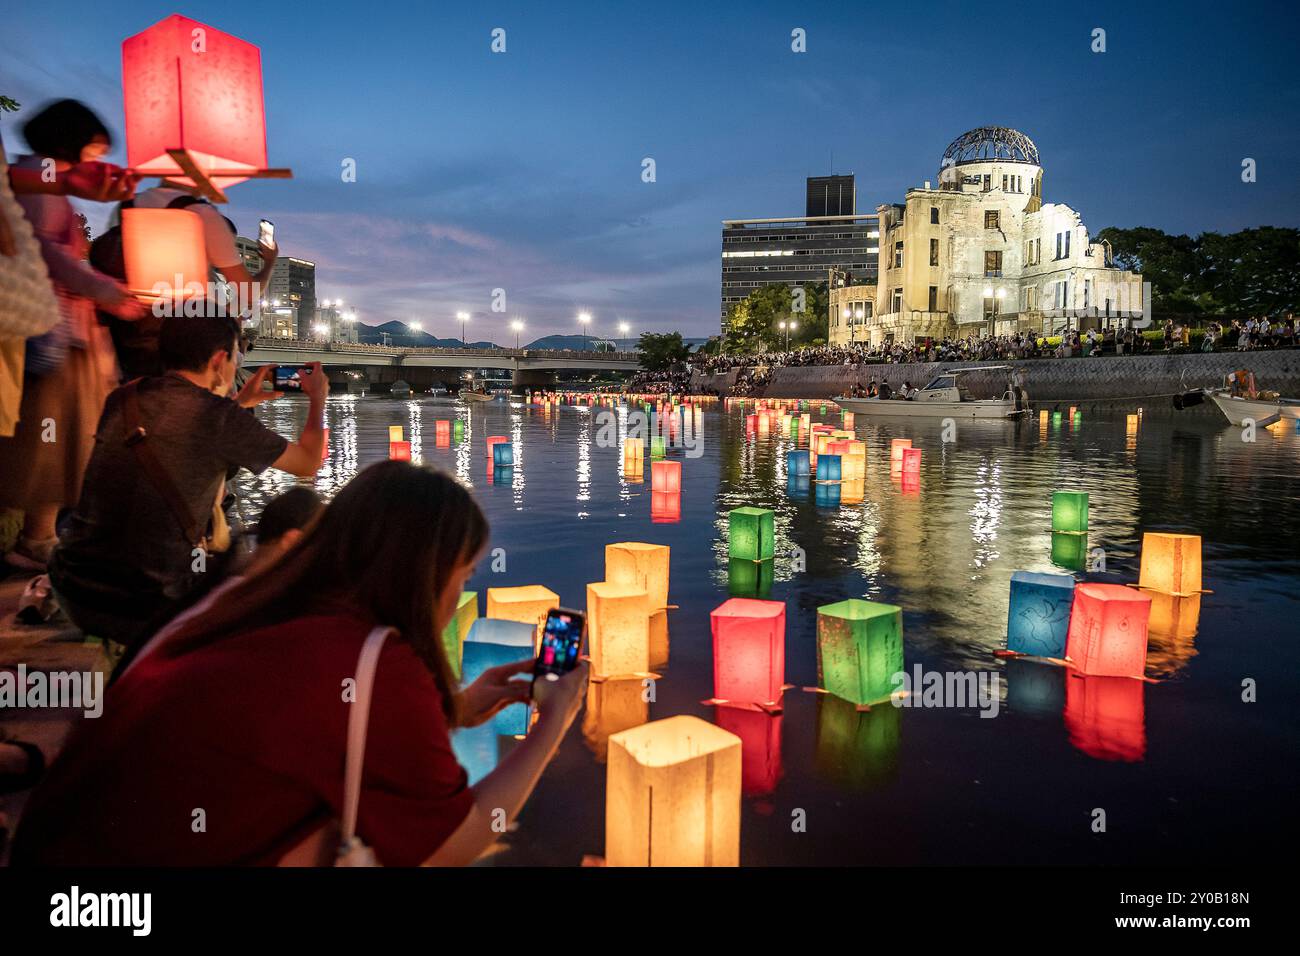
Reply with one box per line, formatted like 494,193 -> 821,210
153,461 -> 488,722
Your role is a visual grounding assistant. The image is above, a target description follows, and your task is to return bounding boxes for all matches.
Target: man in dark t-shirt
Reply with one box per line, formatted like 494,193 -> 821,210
50,314 -> 327,651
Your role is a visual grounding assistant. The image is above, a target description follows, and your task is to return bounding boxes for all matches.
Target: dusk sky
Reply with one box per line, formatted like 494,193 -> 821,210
3,0 -> 1297,342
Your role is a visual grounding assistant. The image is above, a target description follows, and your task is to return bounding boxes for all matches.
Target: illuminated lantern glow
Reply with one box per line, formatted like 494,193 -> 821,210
388,440 -> 411,461
605,542 -> 671,610
715,707 -> 782,796
1052,411 -> 1062,425
843,412 -> 855,428
440,590 -> 478,681
1051,491 -> 1089,533
486,435 -> 508,459
1146,592 -> 1201,639
786,449 -> 810,476
889,438 -> 912,467
728,557 -> 773,599
1050,531 -> 1088,571
650,435 -> 666,459
1006,571 -> 1076,658
650,491 -> 680,523
492,441 -> 514,466
491,465 -> 512,485
840,478 -> 865,504
1137,532 -> 1202,596
710,598 -> 786,706
605,715 -> 741,867
901,447 -> 921,478
816,599 -> 904,706
799,413 -> 811,433
435,419 -> 451,443
461,618 -> 536,736
1065,582 -> 1152,679
486,584 -> 559,644
122,14 -> 286,202
816,453 -> 842,483
815,482 -> 842,507
586,581 -> 651,678
389,425 -> 404,442
728,507 -> 774,562
1064,673 -> 1146,762
120,208 -> 208,302
814,692 -> 902,791
623,437 -> 644,475
453,419 -> 465,442
1126,414 -> 1139,434
842,440 -> 866,481
651,460 -> 681,493
1039,410 -> 1049,425
582,679 -> 650,763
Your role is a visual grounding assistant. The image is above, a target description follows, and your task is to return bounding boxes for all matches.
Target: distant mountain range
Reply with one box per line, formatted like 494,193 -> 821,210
354,322 -> 708,352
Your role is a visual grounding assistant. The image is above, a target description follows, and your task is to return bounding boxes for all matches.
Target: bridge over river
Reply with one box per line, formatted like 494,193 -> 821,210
245,339 -> 640,392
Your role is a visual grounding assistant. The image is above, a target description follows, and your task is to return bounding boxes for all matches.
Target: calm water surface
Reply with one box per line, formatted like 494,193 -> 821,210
242,395 -> 1300,865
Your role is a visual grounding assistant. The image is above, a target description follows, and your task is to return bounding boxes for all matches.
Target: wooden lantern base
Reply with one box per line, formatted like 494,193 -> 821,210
150,148 -> 292,203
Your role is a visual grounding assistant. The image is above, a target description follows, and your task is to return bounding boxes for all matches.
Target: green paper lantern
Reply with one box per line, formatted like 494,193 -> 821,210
816,599 -> 904,706
440,590 -> 478,680
1050,531 -> 1088,571
1052,411 -> 1062,425
650,435 -> 666,459
1051,491 -> 1089,533
728,506 -> 774,562
727,557 -> 774,599
453,419 -> 465,442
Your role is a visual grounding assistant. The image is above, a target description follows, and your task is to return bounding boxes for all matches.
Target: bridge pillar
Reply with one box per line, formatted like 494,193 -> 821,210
512,369 -> 556,393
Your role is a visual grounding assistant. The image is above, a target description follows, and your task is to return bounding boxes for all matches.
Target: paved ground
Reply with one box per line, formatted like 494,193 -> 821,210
0,571 -> 108,865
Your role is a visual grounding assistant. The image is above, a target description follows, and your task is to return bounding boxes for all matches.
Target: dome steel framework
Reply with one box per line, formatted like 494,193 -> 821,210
941,127 -> 1040,167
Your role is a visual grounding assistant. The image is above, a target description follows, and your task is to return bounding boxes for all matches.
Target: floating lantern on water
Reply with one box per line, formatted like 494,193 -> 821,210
486,585 -> 559,643
901,447 -> 921,479
1006,571 -> 1076,658
1065,582 -> 1152,679
120,208 -> 208,303
1052,411 -> 1062,426
1064,672 -> 1146,762
816,599 -> 904,706
710,598 -> 786,707
1068,406 -> 1077,419
435,419 -> 451,443
728,507 -> 774,562
605,715 -> 741,867
492,442 -> 514,467
1050,532 -> 1088,571
842,440 -> 866,481
462,618 -> 535,736
786,449 -> 810,476
440,590 -> 478,680
1137,532 -> 1202,596
843,411 -> 855,428
650,435 -> 666,459
389,425 -> 404,442
453,419 -> 465,442
651,460 -> 681,494
1051,490 -> 1089,534
485,435 -> 509,460
839,478 -> 865,504
122,15 -> 288,202
799,413 -> 811,433
1126,414 -> 1139,434
388,440 -> 411,461
623,437 -> 644,476
605,542 -> 670,610
889,438 -> 912,468
650,491 -> 680,523
587,581 -> 651,678
815,454 -> 842,483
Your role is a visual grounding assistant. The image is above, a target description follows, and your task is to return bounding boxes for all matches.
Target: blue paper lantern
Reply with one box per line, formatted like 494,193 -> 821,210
786,474 -> 810,498
492,442 -> 514,466
814,482 -> 841,508
816,454 -> 842,483
787,449 -> 810,476
462,618 -> 535,735
1006,570 -> 1076,657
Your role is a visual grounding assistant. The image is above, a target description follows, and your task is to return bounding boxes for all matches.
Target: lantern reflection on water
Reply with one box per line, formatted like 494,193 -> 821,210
1064,672 -> 1146,762
582,679 -> 650,763
715,706 -> 783,796
814,693 -> 902,791
1050,531 -> 1088,571
728,557 -> 774,599
650,491 -> 680,522
605,715 -> 742,867
1065,582 -> 1152,679
1006,571 -> 1076,658
710,598 -> 785,707
817,599 -> 904,706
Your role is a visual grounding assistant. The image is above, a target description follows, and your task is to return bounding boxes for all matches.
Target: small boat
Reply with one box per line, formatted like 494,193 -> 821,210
462,388 -> 495,403
1175,370 -> 1300,427
835,367 -> 1029,419
389,379 -> 411,399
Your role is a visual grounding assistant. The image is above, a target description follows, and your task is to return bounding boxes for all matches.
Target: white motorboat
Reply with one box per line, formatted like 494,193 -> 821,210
835,367 -> 1029,419
1174,370 -> 1300,427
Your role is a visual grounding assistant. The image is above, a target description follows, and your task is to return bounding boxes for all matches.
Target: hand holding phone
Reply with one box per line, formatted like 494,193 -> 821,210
272,365 -> 311,392
258,218 -> 275,248
534,608 -> 584,683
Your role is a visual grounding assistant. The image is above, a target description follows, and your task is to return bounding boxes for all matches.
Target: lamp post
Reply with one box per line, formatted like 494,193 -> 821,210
578,312 -> 592,351
457,310 -> 470,348
779,319 -> 798,350
511,319 -> 524,351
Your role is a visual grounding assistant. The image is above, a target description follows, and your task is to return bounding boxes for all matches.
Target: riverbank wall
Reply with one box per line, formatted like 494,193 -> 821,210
691,351 -> 1300,406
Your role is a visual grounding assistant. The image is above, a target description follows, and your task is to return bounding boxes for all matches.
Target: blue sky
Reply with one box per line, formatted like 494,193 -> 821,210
3,0 -> 1297,340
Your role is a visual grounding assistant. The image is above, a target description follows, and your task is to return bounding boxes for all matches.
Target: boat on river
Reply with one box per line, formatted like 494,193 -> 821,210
834,366 -> 1029,419
1174,369 -> 1300,427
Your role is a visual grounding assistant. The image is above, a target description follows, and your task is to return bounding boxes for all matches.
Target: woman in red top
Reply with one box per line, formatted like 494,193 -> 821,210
12,461 -> 588,866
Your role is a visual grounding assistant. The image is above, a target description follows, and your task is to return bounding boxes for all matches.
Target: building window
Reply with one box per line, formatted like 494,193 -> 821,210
982,174 -> 991,192
928,286 -> 938,312
930,206 -> 939,224
891,288 -> 902,313
929,237 -> 939,266
984,250 -> 1003,277
985,210 -> 1000,230
894,241 -> 903,268
1055,231 -> 1071,260
983,296 -> 999,319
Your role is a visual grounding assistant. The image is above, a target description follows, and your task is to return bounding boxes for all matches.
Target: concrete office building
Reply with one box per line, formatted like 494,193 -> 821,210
234,236 -> 317,339
721,175 -> 879,330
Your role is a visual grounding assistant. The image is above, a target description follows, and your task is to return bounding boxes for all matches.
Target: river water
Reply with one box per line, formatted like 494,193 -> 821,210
241,394 -> 1300,865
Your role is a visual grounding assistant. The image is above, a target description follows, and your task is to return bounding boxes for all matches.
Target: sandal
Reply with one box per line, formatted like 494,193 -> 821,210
0,738 -> 46,794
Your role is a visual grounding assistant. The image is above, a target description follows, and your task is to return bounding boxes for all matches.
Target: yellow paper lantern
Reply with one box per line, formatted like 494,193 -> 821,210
605,542 -> 671,610
606,715 -> 741,867
586,581 -> 651,678
486,584 -> 559,646
1126,414 -> 1139,434
388,425 -> 404,442
890,438 -> 912,467
1138,532 -> 1202,596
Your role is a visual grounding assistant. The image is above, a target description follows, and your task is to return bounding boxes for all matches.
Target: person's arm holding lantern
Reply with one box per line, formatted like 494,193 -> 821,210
7,160 -> 138,201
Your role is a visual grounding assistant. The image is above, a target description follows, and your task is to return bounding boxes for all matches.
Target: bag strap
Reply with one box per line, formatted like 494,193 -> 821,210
120,380 -> 207,546
341,626 -> 392,848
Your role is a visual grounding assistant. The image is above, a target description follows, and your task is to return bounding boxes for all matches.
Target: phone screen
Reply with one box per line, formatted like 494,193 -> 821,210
535,608 -> 584,682
258,218 -> 275,246
272,366 -> 309,391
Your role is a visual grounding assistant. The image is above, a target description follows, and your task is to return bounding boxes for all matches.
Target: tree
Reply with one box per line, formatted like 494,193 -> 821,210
724,281 -> 830,352
636,331 -> 691,372
0,96 -> 19,115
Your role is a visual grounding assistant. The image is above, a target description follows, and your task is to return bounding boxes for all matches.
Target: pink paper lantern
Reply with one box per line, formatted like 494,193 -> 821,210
901,447 -> 921,477
1065,583 -> 1153,679
710,598 -> 786,706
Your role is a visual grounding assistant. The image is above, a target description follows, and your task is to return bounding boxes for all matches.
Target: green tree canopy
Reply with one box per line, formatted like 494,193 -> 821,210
636,331 -> 692,372
724,281 -> 829,351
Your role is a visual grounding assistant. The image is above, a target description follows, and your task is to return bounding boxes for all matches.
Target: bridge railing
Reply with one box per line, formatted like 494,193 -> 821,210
250,338 -> 640,362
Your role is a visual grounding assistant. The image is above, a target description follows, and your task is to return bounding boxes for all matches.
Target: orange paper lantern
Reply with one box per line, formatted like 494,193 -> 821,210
1137,532 -> 1202,596
120,208 -> 208,301
586,581 -> 651,678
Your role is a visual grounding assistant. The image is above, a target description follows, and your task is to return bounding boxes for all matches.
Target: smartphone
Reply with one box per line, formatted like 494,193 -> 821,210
272,365 -> 311,391
534,608 -> 585,683
258,218 -> 275,246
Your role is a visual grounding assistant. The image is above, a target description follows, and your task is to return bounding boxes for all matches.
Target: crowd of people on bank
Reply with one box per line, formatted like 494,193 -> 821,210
0,99 -> 587,865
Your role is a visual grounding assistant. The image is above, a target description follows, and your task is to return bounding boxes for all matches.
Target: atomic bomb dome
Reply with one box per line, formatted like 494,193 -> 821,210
941,126 -> 1041,168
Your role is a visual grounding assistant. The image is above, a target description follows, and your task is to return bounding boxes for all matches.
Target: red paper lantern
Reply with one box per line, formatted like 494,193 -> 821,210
388,440 -> 411,461
651,460 -> 681,494
901,446 -> 921,478
435,420 -> 451,443
122,14 -> 287,201
710,598 -> 786,706
486,435 -> 508,459
1065,583 -> 1152,679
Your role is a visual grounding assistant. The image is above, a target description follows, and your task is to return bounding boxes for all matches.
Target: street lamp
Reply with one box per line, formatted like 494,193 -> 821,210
511,319 -> 524,350
578,311 -> 591,351
618,320 -> 630,338
779,319 -> 798,350
457,310 -> 470,347
313,322 -> 329,342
